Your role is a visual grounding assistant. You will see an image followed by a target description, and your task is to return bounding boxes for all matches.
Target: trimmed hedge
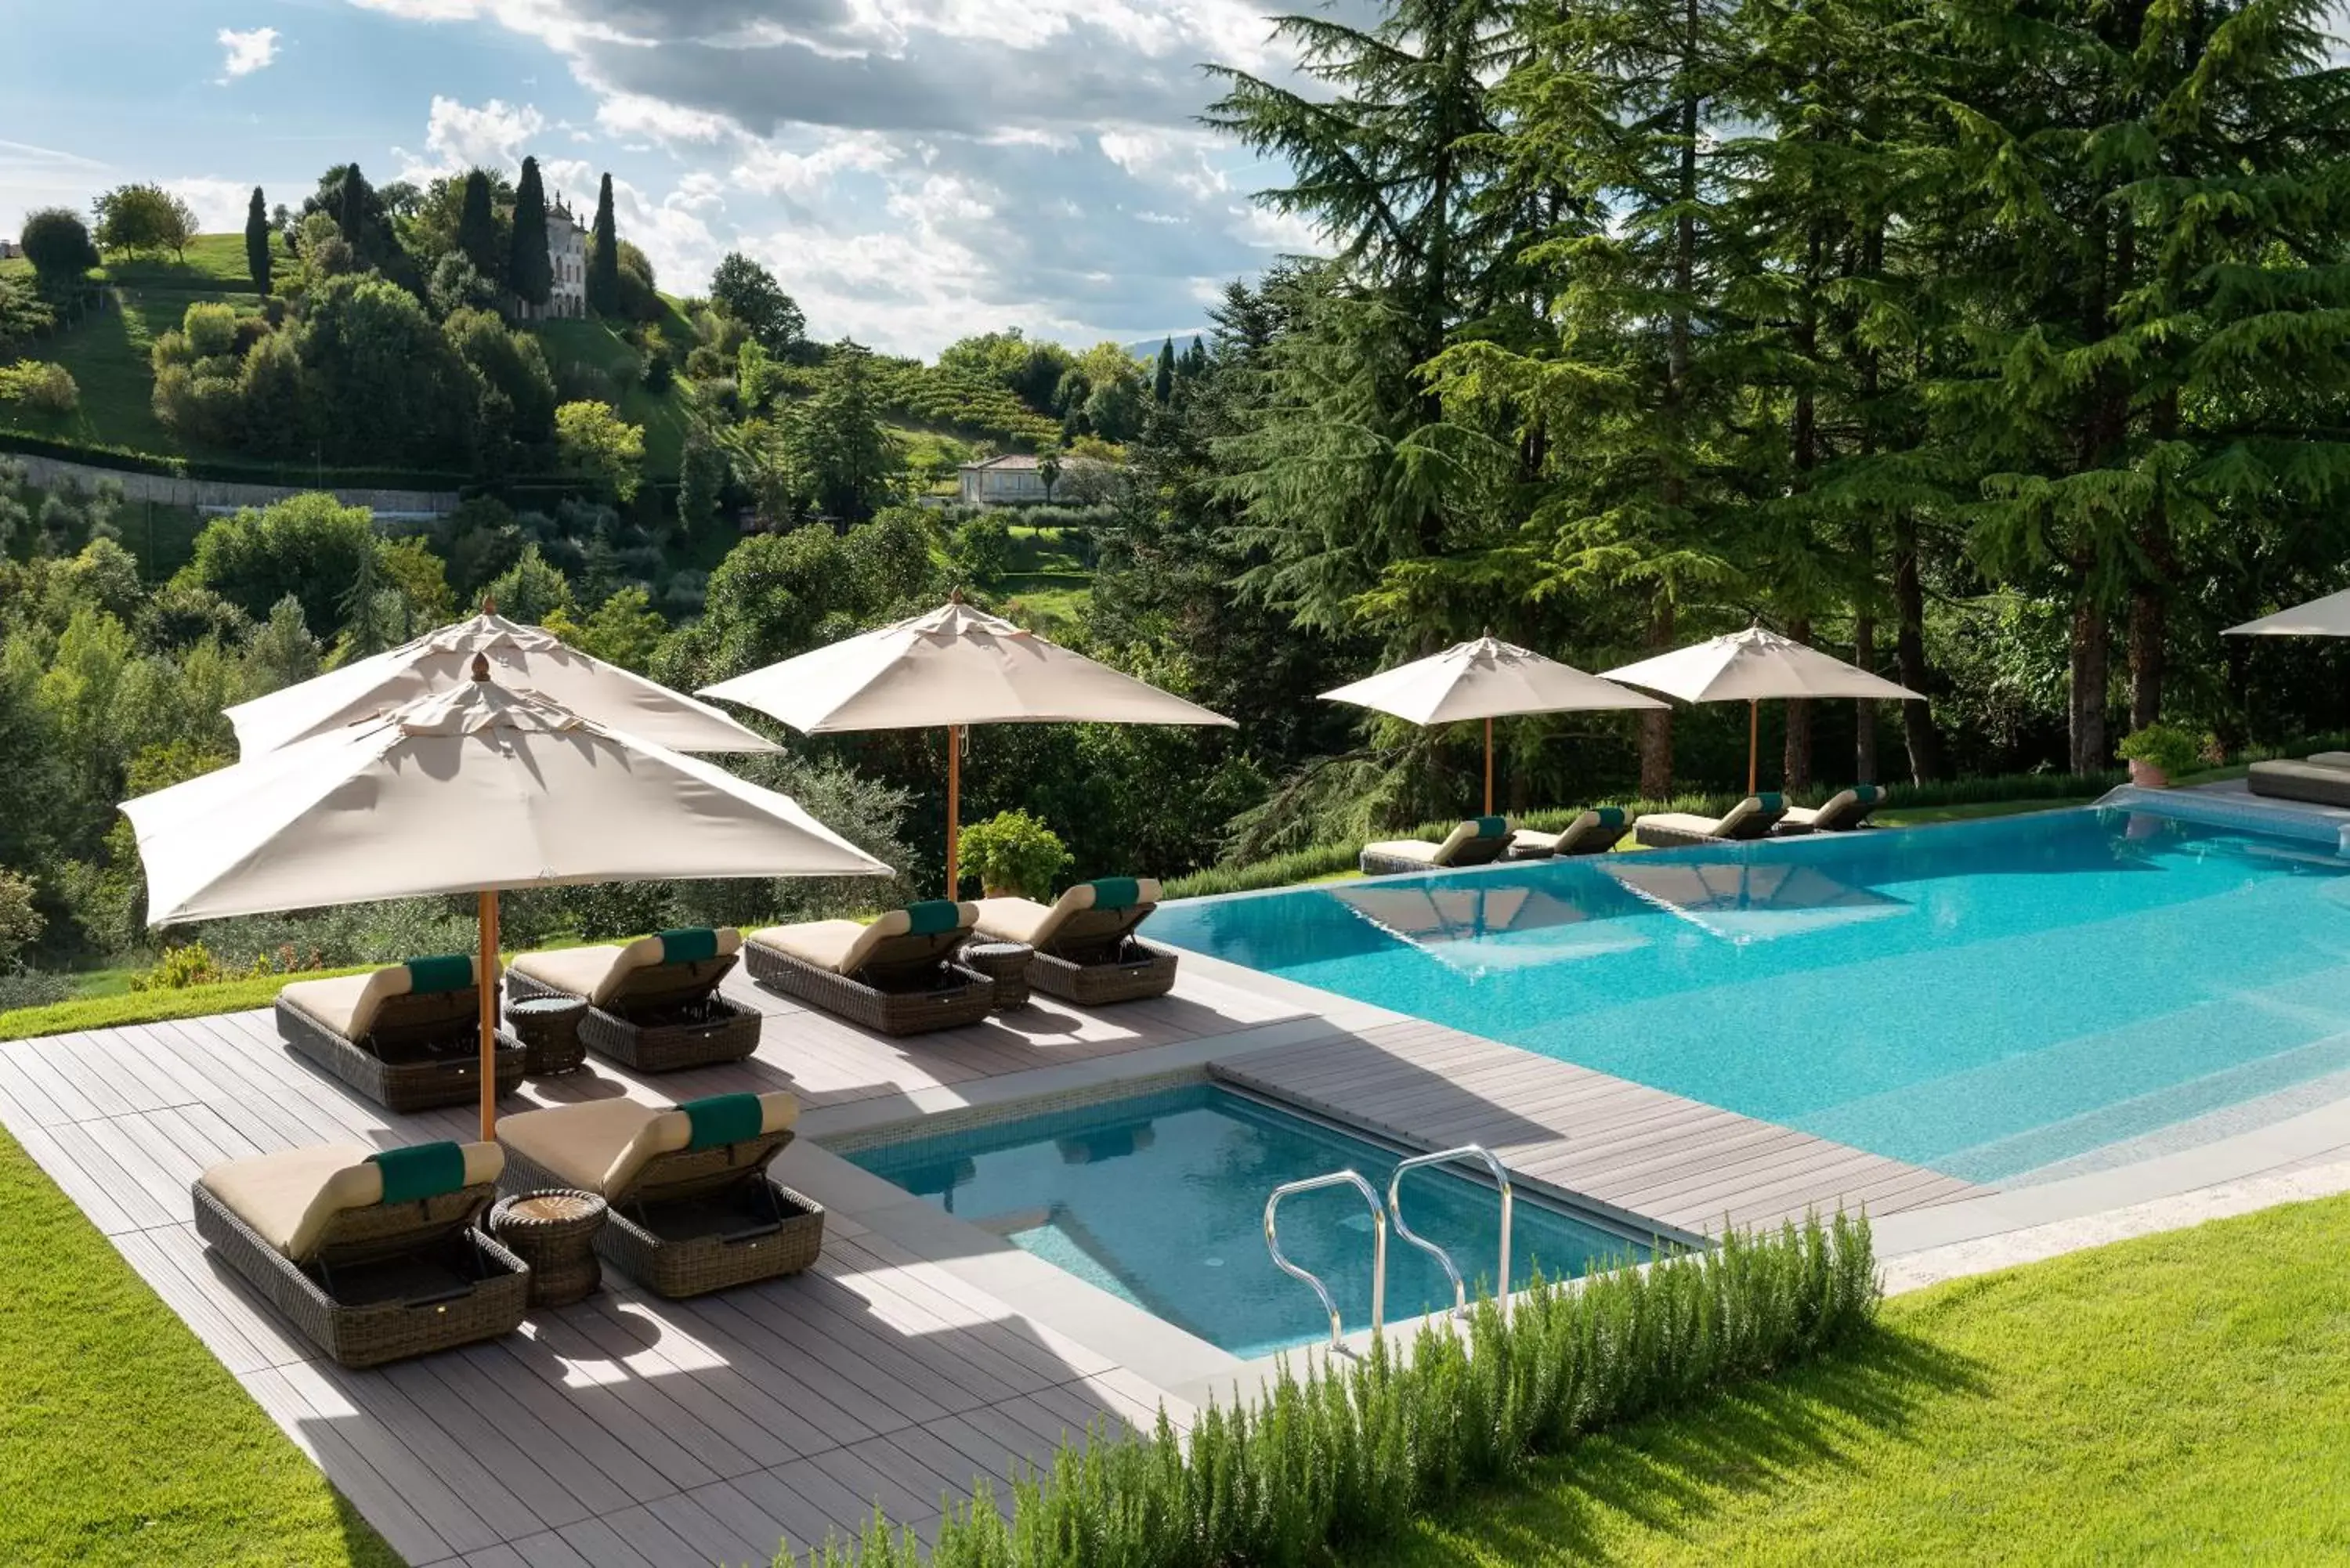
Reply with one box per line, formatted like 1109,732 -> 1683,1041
0,429 -> 474,490
788,1212 -> 1878,1566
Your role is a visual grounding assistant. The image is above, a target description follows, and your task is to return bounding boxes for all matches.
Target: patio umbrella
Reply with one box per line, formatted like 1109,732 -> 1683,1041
1321,635 -> 1665,815
1604,625 -> 1923,795
123,659 -> 888,1137
226,609 -> 776,757
698,598 -> 1235,897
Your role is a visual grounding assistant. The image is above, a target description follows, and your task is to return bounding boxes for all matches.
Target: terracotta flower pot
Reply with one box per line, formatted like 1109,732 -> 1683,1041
2128,757 -> 2171,789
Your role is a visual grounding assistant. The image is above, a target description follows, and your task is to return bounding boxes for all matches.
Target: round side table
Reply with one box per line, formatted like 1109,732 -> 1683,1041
506,995 -> 589,1077
960,941 -> 1035,1010
487,1190 -> 607,1308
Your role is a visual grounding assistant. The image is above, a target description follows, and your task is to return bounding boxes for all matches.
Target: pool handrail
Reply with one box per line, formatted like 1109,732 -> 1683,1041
1263,1169 -> 1386,1352
1386,1144 -> 1513,1325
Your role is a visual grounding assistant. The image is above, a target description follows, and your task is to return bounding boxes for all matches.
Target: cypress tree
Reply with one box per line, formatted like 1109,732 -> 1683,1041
337,163 -> 371,247
586,172 -> 620,316
1155,336 -> 1175,403
508,156 -> 551,310
244,186 -> 272,296
456,169 -> 498,276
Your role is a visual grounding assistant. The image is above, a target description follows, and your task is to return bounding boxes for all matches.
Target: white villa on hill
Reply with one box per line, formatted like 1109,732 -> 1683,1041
523,195 -> 588,320
958,453 -> 1051,508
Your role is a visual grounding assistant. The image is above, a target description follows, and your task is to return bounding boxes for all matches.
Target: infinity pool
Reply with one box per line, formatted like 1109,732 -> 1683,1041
1149,807 -> 2350,1182
848,1085 -> 1645,1358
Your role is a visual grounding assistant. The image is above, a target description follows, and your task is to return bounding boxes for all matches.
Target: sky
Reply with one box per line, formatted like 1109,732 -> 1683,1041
0,0 -> 1326,356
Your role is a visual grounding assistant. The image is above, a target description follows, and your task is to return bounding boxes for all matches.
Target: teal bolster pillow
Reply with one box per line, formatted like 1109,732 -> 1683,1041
1756,793 -> 1784,812
678,1093 -> 763,1151
1594,807 -> 1625,829
1088,876 -> 1142,911
658,927 -> 719,964
404,953 -> 474,995
368,1141 -> 468,1205
902,900 -> 964,937
1473,816 -> 1507,839
1854,784 -> 1882,804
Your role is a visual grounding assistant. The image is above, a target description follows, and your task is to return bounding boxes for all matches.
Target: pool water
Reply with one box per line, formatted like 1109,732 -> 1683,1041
1148,807 -> 2350,1182
848,1085 -> 1646,1359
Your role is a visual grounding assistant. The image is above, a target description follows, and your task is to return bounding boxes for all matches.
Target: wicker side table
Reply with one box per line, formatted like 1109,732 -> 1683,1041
506,995 -> 590,1077
486,1190 -> 607,1308
960,941 -> 1034,1010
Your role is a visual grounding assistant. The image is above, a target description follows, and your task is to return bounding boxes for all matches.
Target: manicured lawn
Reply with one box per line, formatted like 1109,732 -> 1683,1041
0,966 -> 373,1043
1871,794 -> 2095,827
1358,1189 -> 2350,1566
531,316 -> 691,475
0,1127 -> 402,1567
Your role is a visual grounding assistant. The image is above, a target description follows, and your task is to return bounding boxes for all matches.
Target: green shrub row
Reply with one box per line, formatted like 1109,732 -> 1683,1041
786,1212 -> 1878,1566
0,429 -> 474,490
1163,770 -> 2125,899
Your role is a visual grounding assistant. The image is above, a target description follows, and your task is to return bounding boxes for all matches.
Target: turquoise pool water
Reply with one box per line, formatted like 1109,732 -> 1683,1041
1148,807 -> 2350,1182
848,1085 -> 1645,1359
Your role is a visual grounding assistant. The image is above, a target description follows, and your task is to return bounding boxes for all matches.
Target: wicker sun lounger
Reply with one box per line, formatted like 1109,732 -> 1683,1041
507,928 -> 761,1073
193,1139 -> 528,1367
972,877 -> 1179,1005
275,956 -> 526,1112
2248,760 -> 2350,808
1777,784 -> 1886,835
495,1090 -> 821,1299
1509,807 -> 1629,860
1632,793 -> 1790,848
1358,817 -> 1513,876
744,900 -> 996,1036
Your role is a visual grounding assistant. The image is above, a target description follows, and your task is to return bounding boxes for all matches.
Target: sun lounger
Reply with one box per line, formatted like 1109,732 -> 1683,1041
1777,784 -> 1885,835
971,877 -> 1178,1005
1632,793 -> 1789,848
507,928 -> 761,1073
192,1139 -> 528,1367
2302,752 -> 2350,770
275,956 -> 526,1112
1508,807 -> 1628,860
744,901 -> 996,1035
1359,817 -> 1513,876
494,1090 -> 821,1298
2248,760 -> 2350,808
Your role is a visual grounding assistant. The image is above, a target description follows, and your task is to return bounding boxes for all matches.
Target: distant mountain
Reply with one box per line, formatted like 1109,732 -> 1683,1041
1123,332 -> 1211,361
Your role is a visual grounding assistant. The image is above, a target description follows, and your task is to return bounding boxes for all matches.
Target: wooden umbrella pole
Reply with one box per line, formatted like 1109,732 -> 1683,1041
1484,716 -> 1494,816
945,723 -> 961,899
1747,699 -> 1759,797
476,887 -> 499,1141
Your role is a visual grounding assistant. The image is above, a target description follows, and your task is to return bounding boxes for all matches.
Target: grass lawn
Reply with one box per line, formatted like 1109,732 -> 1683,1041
1357,1188 -> 2350,1566
0,966 -> 373,1044
0,1126 -> 401,1567
531,316 -> 690,476
1871,794 -> 2095,828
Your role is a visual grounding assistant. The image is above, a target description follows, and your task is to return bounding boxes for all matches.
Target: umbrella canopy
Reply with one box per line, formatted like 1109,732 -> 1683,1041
2225,587 -> 2350,637
1321,635 -> 1665,813
226,611 -> 776,757
1604,625 -> 1923,793
125,667 -> 888,1135
700,599 -> 1234,894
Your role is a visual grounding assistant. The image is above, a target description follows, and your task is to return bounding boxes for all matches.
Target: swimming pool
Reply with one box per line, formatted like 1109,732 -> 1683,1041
1149,807 -> 2350,1182
846,1084 -> 1646,1359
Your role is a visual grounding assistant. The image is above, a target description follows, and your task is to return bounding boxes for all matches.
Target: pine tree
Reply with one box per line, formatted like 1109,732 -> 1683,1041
586,172 -> 620,316
1154,337 -> 1175,403
1181,334 -> 1208,378
508,157 -> 551,310
456,169 -> 499,276
244,186 -> 271,296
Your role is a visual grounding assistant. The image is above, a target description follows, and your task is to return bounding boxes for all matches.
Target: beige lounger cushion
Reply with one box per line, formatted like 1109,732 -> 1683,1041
199,1140 -> 502,1260
2306,752 -> 2350,771
1513,810 -> 1618,856
974,880 -> 1163,950
750,903 -> 978,976
1782,787 -> 1876,831
1361,838 -> 1444,865
512,930 -> 743,1006
494,1090 -> 797,1198
280,956 -> 497,1041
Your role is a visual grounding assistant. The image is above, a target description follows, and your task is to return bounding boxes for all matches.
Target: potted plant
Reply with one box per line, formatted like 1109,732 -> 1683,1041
956,809 -> 1072,899
2117,722 -> 2204,789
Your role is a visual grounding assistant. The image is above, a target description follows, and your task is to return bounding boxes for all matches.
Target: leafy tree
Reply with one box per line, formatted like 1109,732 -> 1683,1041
244,594 -> 320,694
295,275 -> 472,463
678,424 -> 727,532
586,172 -> 621,316
178,493 -> 378,631
0,275 -> 55,354
764,341 -> 902,522
508,157 -> 552,309
428,253 -> 499,320
19,208 -> 99,291
555,401 -> 645,501
708,252 -> 806,357
483,542 -> 575,625
543,584 -> 665,672
244,187 -> 273,295
92,184 -> 197,259
299,164 -> 408,284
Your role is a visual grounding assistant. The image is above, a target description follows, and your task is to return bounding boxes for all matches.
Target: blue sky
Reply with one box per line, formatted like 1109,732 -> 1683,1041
0,0 -> 1321,356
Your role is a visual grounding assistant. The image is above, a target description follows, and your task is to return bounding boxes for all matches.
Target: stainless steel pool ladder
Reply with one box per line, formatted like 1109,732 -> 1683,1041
1388,1145 -> 1513,1326
1263,1169 -> 1386,1353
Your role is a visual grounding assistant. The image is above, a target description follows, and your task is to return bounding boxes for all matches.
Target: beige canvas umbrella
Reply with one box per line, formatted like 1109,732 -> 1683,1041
698,598 -> 1235,896
1604,625 -> 1922,794
123,661 -> 888,1137
226,609 -> 776,757
1321,635 -> 1665,814
2225,587 -> 2350,637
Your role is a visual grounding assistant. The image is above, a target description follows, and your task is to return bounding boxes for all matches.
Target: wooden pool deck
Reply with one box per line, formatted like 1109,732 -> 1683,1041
0,960 -> 1981,1563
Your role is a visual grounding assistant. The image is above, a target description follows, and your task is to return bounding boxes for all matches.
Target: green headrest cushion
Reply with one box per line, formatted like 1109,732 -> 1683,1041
367,1142 -> 468,1205
1755,793 -> 1784,812
902,900 -> 963,937
1853,784 -> 1882,804
1594,807 -> 1625,829
404,954 -> 473,995
1088,877 -> 1143,911
1473,816 -> 1507,838
658,927 -> 719,964
678,1093 -> 764,1151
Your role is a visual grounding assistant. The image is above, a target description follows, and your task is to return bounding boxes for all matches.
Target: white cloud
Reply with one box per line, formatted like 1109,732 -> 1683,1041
728,131 -> 895,199
216,27 -> 281,81
391,96 -> 548,181
166,177 -> 258,231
